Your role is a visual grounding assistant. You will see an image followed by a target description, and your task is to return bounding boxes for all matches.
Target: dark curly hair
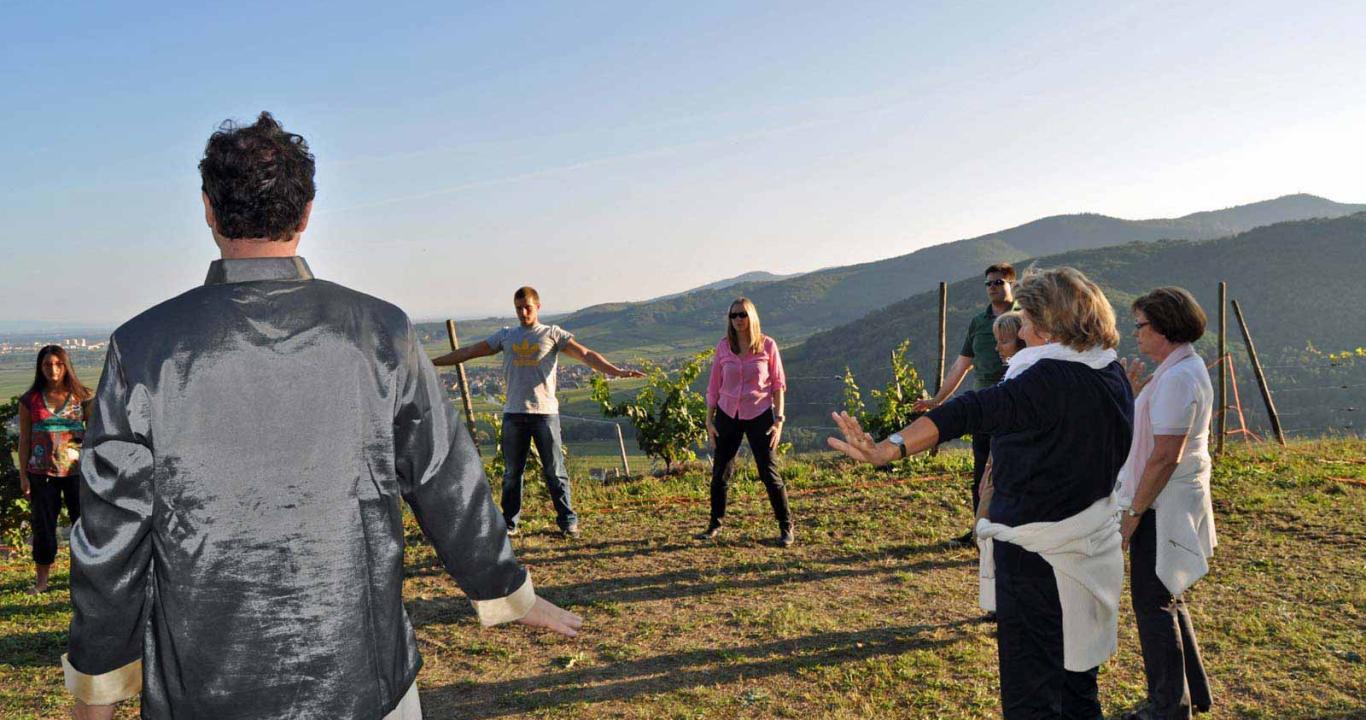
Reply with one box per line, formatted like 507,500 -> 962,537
199,112 -> 316,241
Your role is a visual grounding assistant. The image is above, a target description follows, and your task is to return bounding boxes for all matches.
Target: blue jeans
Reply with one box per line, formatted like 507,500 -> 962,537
500,413 -> 577,530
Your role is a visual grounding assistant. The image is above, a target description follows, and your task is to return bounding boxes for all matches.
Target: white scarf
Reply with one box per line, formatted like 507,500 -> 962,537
1116,343 -> 1217,595
1003,342 -> 1118,381
977,495 -> 1125,672
1116,343 -> 1195,502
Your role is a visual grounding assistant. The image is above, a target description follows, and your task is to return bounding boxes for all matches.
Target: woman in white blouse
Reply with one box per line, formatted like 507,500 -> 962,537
1118,287 -> 1216,720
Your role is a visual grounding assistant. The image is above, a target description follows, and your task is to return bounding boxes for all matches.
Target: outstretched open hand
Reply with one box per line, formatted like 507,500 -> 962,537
826,411 -> 888,465
517,596 -> 584,638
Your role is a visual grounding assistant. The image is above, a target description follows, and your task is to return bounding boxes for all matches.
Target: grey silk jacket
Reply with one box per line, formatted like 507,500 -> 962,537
63,257 -> 533,719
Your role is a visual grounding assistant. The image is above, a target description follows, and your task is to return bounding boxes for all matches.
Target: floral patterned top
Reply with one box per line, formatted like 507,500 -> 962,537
21,389 -> 87,477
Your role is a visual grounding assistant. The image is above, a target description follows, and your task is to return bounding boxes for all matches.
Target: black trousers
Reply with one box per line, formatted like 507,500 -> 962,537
995,543 -> 1102,720
30,473 -> 80,565
1130,509 -> 1212,719
971,431 -> 991,513
709,408 -> 791,529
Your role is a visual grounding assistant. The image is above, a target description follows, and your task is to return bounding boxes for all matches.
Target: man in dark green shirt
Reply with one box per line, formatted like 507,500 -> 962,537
915,262 -> 1018,544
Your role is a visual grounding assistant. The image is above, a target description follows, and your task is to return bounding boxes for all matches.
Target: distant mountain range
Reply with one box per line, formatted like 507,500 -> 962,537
645,270 -> 801,302
531,193 -> 1365,357
780,211 -> 1366,436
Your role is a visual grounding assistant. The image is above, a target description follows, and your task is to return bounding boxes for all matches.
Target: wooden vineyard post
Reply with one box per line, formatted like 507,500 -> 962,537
936,282 -> 947,399
1216,282 -> 1227,456
445,319 -> 481,452
1231,300 -> 1286,446
932,282 -> 948,457
891,349 -> 902,403
614,423 -> 631,478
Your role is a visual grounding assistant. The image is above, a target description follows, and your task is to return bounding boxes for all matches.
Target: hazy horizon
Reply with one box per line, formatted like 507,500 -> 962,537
5,1 -> 1365,324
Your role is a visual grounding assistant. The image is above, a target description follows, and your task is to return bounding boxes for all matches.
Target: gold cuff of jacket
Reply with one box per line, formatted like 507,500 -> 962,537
62,654 -> 141,706
472,575 -> 535,626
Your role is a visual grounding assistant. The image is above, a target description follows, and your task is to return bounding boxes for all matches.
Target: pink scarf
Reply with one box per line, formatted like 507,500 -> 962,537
1116,343 -> 1195,503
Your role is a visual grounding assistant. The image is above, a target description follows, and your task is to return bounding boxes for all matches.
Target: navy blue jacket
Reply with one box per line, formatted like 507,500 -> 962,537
927,358 -> 1134,527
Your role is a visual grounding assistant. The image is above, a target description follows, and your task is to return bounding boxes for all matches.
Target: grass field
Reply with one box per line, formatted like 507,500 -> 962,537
2,441 -> 1364,719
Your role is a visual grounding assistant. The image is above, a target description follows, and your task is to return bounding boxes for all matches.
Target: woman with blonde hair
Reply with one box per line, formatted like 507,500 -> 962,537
17,345 -> 93,594
698,297 -> 792,546
828,267 -> 1134,718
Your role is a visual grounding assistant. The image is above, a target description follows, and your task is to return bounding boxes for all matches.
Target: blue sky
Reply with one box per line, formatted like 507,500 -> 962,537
3,0 -> 1364,324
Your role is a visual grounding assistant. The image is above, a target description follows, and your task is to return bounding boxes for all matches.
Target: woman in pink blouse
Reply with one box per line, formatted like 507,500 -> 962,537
698,297 -> 793,546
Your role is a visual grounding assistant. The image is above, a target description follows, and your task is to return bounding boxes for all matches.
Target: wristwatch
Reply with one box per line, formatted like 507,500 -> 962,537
886,432 -> 909,460
1124,506 -> 1142,518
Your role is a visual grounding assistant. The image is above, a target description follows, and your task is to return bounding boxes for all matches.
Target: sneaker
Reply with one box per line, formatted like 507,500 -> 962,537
505,525 -> 518,537
561,523 -> 581,539
779,527 -> 795,547
695,523 -> 722,540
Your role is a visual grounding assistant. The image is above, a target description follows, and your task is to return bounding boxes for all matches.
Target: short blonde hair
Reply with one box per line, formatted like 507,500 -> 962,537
726,297 -> 764,355
1013,267 -> 1119,351
992,311 -> 1023,340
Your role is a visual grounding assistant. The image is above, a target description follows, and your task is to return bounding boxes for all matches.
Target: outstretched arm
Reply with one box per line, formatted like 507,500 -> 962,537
827,411 -> 941,466
432,340 -> 497,367
65,339 -> 154,716
561,339 -> 645,378
914,355 -> 973,411
832,365 -> 1055,467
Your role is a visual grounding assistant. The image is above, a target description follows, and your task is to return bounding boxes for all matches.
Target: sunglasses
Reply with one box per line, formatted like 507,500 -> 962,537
984,279 -> 1007,287
729,312 -> 748,320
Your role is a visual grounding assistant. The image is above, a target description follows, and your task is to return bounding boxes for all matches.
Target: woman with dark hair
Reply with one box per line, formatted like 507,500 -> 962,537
17,345 -> 93,594
1116,287 -> 1215,720
698,297 -> 793,546
829,267 -> 1133,719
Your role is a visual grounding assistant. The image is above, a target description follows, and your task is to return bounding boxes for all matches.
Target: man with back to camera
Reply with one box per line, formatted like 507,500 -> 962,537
914,262 -> 1019,545
433,287 -> 643,539
64,112 -> 581,720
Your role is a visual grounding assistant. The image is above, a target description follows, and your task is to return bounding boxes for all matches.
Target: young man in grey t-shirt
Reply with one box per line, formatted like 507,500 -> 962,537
435,286 -> 643,538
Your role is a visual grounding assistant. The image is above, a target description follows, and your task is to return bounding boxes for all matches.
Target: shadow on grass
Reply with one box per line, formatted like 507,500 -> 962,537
0,629 -> 67,667
0,597 -> 69,622
407,541 -> 973,625
421,619 -> 976,717
0,575 -> 68,595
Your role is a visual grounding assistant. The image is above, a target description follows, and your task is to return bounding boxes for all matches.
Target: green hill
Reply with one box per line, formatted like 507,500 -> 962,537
781,212 -> 1366,437
419,194 -> 1363,361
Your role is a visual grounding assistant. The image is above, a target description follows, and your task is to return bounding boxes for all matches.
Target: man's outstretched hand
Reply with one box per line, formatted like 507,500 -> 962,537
517,596 -> 583,637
